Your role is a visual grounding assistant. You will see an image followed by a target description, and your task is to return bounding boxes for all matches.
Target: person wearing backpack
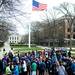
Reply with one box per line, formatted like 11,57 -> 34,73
45,58 -> 52,75
39,60 -> 46,75
5,63 -> 12,75
31,60 -> 37,75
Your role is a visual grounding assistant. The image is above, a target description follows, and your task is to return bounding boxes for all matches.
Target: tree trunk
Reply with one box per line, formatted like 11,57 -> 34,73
69,23 -> 73,51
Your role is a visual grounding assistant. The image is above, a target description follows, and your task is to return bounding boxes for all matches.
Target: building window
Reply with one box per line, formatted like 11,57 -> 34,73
15,37 -> 16,40
67,28 -> 70,32
10,37 -> 11,40
17,37 -> 18,40
73,27 -> 75,32
10,41 -> 11,43
12,41 -> 14,43
73,35 -> 75,39
12,37 -> 14,40
67,35 -> 70,39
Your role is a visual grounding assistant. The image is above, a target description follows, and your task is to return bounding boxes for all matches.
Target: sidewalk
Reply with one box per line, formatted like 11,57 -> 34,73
37,46 -> 75,50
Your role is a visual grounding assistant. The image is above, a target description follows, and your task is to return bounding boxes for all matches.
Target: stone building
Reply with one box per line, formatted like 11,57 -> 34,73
8,33 -> 22,44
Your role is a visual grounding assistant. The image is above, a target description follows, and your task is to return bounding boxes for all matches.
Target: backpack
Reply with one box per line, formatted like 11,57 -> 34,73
39,62 -> 46,71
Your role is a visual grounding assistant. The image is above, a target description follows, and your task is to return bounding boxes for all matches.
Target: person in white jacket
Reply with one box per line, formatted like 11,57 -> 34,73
56,61 -> 67,75
22,60 -> 27,75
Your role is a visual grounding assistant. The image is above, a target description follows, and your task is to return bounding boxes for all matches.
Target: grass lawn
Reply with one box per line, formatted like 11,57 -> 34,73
11,45 -> 75,57
11,46 -> 43,54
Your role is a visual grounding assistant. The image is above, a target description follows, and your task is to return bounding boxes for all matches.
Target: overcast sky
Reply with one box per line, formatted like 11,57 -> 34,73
13,0 -> 75,35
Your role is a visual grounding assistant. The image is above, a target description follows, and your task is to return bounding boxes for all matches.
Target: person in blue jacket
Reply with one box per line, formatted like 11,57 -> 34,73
13,63 -> 19,75
71,60 -> 75,75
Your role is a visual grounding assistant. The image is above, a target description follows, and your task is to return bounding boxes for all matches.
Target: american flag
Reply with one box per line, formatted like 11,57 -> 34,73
32,0 -> 47,11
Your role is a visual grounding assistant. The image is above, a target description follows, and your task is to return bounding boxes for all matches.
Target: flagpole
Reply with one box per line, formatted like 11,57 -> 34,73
29,23 -> 31,48
28,0 -> 47,48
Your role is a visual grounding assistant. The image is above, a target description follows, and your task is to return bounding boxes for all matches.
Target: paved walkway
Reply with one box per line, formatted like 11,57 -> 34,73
0,42 -> 14,59
37,46 -> 75,50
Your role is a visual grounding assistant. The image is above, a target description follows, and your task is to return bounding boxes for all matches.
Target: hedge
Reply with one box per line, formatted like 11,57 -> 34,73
10,44 -> 36,47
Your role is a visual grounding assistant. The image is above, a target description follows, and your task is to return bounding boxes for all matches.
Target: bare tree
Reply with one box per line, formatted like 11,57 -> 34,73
56,2 -> 75,51
0,0 -> 24,46
0,20 -> 16,47
40,8 -> 60,48
20,34 -> 28,44
31,21 -> 41,44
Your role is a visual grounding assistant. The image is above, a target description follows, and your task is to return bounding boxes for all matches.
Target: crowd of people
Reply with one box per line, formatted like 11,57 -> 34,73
0,48 -> 75,75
